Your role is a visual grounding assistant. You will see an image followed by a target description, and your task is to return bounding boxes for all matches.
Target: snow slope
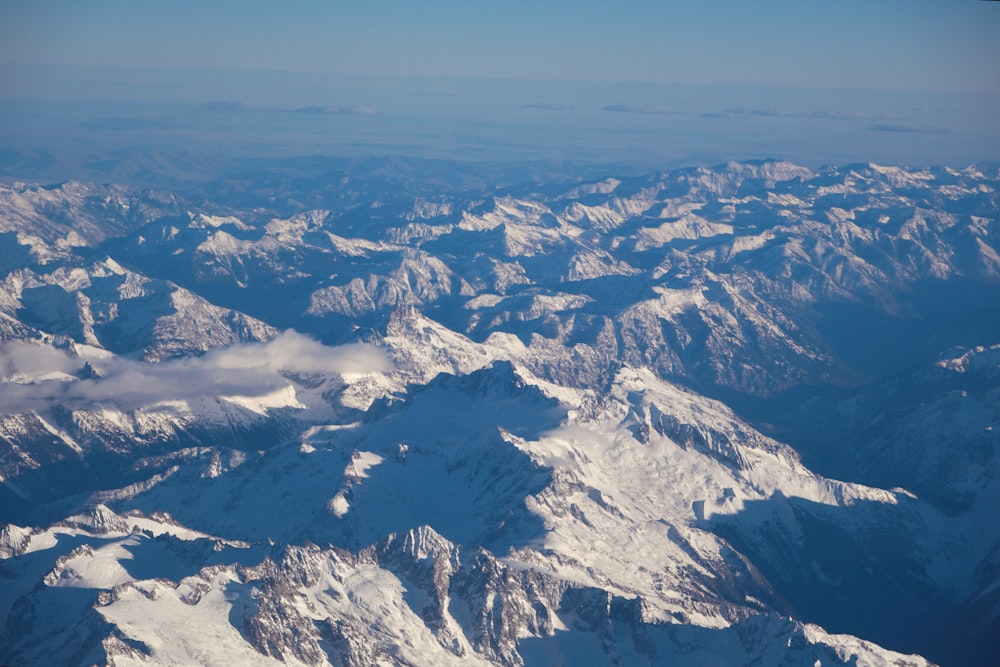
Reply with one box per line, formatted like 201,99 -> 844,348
1,159 -> 998,665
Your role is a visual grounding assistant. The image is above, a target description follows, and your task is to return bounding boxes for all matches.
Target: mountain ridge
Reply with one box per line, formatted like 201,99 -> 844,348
1,158 -> 997,665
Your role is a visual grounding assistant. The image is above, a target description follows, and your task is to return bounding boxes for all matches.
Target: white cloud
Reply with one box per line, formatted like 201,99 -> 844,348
1,341 -> 79,380
0,331 -> 391,414
205,330 -> 388,376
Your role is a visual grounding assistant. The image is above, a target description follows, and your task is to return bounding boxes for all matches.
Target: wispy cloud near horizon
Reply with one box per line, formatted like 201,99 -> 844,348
519,103 -> 572,112
291,105 -> 379,116
703,107 -> 903,121
601,104 -> 682,115
866,123 -> 950,135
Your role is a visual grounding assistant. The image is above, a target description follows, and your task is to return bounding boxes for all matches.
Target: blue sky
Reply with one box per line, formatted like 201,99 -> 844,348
0,1 -> 997,173
2,0 -> 999,93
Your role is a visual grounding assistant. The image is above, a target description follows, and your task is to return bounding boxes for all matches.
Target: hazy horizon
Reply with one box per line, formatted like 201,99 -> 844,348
2,2 -> 998,184
2,64 -> 998,187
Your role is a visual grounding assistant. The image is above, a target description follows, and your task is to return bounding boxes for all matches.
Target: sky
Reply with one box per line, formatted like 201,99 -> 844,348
2,0 -> 999,94
0,1 -> 997,176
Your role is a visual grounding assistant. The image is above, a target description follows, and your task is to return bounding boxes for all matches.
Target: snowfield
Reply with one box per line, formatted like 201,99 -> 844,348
1,159 -> 997,666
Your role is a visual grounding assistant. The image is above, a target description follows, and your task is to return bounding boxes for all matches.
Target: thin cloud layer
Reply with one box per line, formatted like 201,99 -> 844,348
704,108 -> 903,121
291,106 -> 379,116
602,104 -> 679,115
519,103 -> 572,112
867,123 -> 950,135
0,331 -> 390,414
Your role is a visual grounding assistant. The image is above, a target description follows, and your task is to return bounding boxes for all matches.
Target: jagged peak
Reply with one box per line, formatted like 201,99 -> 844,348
57,504 -> 130,535
379,525 -> 456,562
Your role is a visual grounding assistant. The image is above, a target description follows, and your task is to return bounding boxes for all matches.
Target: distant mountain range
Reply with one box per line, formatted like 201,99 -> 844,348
1,158 -> 998,665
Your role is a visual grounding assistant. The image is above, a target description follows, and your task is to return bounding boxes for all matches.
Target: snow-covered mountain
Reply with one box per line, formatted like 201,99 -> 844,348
1,158 -> 997,666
